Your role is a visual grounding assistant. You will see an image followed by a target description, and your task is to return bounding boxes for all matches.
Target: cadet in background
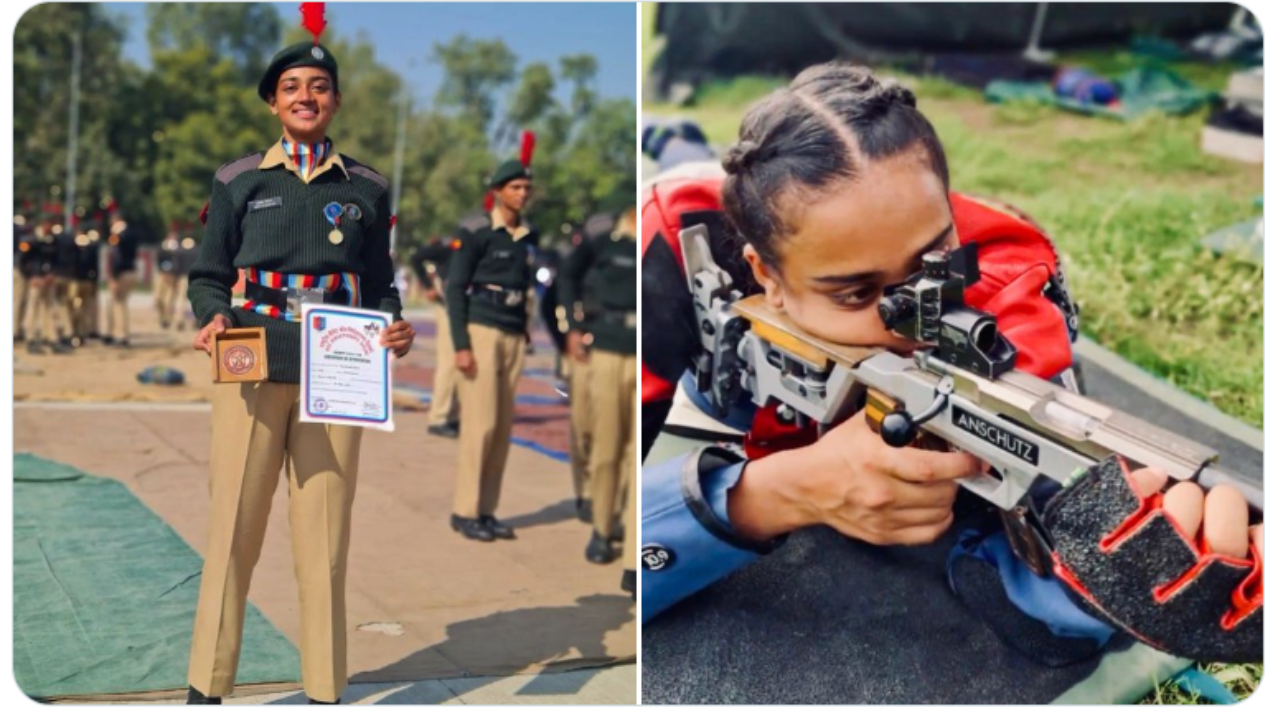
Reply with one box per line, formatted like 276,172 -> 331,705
559,207 -> 637,566
412,236 -> 462,439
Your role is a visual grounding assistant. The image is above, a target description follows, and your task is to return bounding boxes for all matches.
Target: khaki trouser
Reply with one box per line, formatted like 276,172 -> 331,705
588,350 -> 637,539
427,302 -> 460,426
67,279 -> 99,339
155,272 -> 186,329
107,271 -> 135,341
188,382 -> 363,703
453,323 -> 526,518
568,355 -> 593,502
23,275 -> 71,343
13,268 -> 28,337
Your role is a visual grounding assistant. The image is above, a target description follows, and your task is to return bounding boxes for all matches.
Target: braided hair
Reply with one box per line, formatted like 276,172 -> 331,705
722,63 -> 950,270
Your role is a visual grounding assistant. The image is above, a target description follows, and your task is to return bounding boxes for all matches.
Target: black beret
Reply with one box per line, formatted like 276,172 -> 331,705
489,159 -> 533,188
258,42 -> 340,101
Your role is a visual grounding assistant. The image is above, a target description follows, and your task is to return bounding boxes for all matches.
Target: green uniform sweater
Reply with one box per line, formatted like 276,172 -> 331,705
188,147 -> 403,384
445,210 -> 537,351
558,218 -> 637,356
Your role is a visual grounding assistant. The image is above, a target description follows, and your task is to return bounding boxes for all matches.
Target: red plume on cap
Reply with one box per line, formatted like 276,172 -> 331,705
519,130 -> 536,167
300,3 -> 327,46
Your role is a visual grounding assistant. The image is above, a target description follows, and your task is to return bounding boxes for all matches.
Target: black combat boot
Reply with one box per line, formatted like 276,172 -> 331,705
585,531 -> 617,564
427,423 -> 459,439
480,515 -> 516,540
450,514 -> 495,542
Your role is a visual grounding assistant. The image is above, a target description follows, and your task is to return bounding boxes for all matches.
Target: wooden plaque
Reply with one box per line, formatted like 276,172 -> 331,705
212,327 -> 268,383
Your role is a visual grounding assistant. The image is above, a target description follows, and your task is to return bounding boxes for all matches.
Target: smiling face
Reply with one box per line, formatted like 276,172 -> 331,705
743,151 -> 955,354
269,67 -> 340,143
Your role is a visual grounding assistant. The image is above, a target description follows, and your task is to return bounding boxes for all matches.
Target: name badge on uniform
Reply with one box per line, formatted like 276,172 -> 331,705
248,197 -> 283,212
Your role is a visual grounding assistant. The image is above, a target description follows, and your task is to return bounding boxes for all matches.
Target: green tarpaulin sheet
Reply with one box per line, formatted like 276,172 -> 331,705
13,453 -> 300,699
985,67 -> 1216,121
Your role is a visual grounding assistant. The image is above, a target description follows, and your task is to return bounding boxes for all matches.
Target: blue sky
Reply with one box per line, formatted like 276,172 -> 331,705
106,2 -> 637,104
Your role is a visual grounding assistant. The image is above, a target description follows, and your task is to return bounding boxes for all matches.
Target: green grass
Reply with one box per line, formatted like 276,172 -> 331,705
931,105 -> 1263,427
906,73 -> 986,102
1054,49 -> 1242,93
1139,663 -> 1263,704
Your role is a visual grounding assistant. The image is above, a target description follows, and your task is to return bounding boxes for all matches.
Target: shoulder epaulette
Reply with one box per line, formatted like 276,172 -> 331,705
459,211 -> 490,233
214,152 -> 264,184
343,155 -> 390,190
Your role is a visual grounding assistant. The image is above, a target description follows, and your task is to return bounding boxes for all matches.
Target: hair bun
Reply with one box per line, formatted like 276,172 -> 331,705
723,140 -> 761,174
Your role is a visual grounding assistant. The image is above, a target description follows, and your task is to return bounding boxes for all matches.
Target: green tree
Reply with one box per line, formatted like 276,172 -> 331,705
560,54 -> 599,117
150,44 -> 276,230
431,36 -> 517,128
13,3 -> 138,233
145,3 -> 282,84
496,62 -> 556,147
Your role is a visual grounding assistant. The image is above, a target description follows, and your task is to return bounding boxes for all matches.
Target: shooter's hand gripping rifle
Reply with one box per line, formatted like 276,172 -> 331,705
678,223 -> 1263,662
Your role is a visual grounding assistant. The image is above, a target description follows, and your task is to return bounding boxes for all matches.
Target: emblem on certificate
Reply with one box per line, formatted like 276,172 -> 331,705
212,328 -> 269,383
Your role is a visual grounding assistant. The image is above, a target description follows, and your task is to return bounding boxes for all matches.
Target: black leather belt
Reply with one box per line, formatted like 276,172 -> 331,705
245,281 -> 351,314
471,285 -> 526,307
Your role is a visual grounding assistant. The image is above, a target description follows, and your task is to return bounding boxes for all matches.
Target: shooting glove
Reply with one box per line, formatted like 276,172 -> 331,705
1044,455 -> 1262,662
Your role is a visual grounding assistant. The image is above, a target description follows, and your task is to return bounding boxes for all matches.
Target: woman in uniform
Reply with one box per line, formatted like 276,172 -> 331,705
184,38 -> 415,705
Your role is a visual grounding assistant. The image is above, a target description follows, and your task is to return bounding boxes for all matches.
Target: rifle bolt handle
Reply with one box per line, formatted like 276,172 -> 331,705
880,412 -> 916,448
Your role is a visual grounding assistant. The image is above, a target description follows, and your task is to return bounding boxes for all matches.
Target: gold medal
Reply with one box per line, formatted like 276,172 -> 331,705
329,229 -> 344,244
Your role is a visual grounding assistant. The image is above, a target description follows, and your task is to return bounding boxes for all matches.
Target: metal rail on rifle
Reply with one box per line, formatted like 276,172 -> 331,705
678,223 -> 1263,515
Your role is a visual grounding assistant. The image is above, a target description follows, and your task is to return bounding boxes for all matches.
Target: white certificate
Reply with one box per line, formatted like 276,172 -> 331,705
300,304 -> 395,432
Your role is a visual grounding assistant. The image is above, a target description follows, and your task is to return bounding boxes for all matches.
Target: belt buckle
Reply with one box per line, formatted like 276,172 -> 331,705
504,290 -> 524,307
286,287 -> 325,315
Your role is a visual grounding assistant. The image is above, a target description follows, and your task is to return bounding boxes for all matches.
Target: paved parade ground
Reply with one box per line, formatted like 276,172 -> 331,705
13,293 -> 636,705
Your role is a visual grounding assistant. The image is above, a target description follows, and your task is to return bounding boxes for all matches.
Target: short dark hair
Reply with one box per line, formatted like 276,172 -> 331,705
721,63 -> 950,271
